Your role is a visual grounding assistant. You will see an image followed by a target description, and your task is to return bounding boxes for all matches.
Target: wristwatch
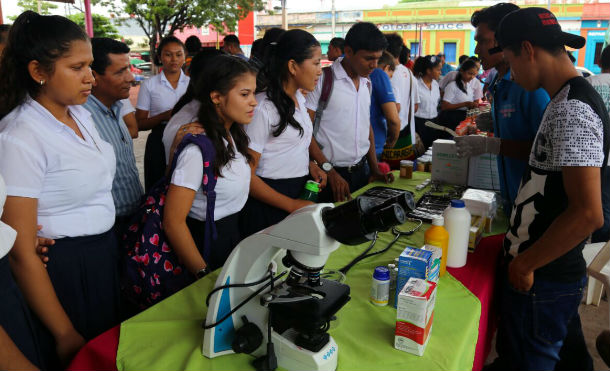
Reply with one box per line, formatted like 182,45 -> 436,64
321,162 -> 333,172
196,267 -> 210,279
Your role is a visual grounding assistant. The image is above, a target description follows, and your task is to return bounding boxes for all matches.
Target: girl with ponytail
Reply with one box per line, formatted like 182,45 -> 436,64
239,29 -> 326,238
438,59 -> 479,137
413,55 -> 442,148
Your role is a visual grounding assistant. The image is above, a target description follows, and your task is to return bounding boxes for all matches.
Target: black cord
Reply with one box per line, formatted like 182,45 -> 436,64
202,271 -> 287,329
205,272 -> 274,306
338,233 -> 378,275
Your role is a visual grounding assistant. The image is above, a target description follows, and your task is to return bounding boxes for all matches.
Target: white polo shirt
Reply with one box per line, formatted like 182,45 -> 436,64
415,78 -> 441,120
392,64 -> 418,138
170,134 -> 251,221
442,81 -> 474,111
246,91 -> 312,179
0,98 -> 116,239
136,70 -> 189,117
162,100 -> 201,162
120,98 -> 135,117
439,71 -> 458,90
305,57 -> 371,167
0,175 -> 16,259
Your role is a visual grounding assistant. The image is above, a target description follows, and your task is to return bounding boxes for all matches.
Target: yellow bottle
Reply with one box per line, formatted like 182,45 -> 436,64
424,217 -> 450,277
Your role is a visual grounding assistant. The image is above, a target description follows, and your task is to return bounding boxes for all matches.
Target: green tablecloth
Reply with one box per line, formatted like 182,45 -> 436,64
117,172 -> 499,371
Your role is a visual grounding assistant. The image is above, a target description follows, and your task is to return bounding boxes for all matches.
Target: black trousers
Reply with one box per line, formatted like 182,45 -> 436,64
186,212 -> 241,272
415,116 -> 437,150
239,175 -> 309,239
318,159 -> 369,203
144,123 -> 167,192
437,109 -> 467,140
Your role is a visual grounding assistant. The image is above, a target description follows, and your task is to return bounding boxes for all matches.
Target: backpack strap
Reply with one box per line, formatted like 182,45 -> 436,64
312,66 -> 334,141
169,133 -> 218,263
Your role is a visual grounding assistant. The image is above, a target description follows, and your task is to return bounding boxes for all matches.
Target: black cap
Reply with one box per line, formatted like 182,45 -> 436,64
489,7 -> 586,54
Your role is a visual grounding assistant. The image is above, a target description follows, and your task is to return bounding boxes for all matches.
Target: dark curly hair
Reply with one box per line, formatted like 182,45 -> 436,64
265,29 -> 320,137
193,55 -> 256,176
0,11 -> 88,119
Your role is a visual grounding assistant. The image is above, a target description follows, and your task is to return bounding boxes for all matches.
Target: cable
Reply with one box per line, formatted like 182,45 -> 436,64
202,271 -> 287,330
205,272 -> 274,306
338,232 -> 378,275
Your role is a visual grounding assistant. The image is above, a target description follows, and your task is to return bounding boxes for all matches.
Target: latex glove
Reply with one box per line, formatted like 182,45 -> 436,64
454,135 -> 501,158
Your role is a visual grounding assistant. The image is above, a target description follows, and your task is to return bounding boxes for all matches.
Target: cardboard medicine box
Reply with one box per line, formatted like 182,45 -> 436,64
394,246 -> 435,307
395,278 -> 437,356
431,140 -> 469,186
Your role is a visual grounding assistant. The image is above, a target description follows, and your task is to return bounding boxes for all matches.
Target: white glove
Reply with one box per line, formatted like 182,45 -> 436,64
454,135 -> 501,158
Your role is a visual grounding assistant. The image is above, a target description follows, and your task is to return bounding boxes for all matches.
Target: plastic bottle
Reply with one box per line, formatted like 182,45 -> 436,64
424,217 -> 450,277
299,180 -> 320,202
370,266 -> 390,306
444,200 -> 471,268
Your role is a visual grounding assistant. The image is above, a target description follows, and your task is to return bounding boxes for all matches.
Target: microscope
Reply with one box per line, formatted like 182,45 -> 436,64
202,191 -> 414,371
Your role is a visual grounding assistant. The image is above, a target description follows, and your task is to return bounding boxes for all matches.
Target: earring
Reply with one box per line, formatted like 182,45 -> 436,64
39,80 -> 45,86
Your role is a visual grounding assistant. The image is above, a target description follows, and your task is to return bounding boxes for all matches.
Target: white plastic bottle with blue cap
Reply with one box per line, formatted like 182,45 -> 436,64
444,200 -> 471,268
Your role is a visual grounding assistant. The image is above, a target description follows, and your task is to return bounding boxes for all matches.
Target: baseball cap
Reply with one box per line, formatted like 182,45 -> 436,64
489,7 -> 585,54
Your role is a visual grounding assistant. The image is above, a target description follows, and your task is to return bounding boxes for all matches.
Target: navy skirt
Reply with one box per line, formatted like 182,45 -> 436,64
239,175 -> 309,239
0,255 -> 45,369
45,229 -> 121,340
187,212 -> 241,272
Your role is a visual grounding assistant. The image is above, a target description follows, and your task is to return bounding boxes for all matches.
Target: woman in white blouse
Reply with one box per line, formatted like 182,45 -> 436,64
438,59 -> 479,138
414,55 -> 442,149
136,36 -> 189,190
0,12 -> 119,365
163,55 -> 257,279
240,29 -> 327,238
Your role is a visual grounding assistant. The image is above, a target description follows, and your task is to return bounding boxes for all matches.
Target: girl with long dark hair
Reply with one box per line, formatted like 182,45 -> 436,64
438,59 -> 479,137
413,55 -> 442,148
239,29 -> 326,238
0,11 -> 120,366
163,55 -> 257,278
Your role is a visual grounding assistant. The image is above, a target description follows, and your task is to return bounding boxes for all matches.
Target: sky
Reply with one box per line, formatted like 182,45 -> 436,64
1,0 -> 401,24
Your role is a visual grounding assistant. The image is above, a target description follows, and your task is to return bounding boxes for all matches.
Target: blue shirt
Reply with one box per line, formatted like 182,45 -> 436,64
83,96 -> 143,217
441,63 -> 455,77
490,71 -> 550,211
370,68 -> 396,156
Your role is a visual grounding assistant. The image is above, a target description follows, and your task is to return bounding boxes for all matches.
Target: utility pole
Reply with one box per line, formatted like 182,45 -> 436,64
331,0 -> 336,38
282,0 -> 287,30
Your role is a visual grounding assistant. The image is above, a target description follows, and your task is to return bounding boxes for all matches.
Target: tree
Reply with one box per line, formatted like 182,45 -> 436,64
9,0 -> 58,20
67,13 -> 121,39
111,0 -> 263,65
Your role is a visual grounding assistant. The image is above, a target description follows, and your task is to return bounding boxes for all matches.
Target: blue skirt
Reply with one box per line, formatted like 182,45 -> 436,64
0,255 -> 45,369
45,229 -> 121,340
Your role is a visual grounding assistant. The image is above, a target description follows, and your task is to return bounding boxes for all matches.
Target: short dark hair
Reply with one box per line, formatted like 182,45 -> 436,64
385,33 -> 404,59
91,37 -> 130,75
345,22 -> 388,54
601,45 -> 610,70
471,2 -> 520,31
0,24 -> 10,44
329,37 -> 345,53
378,50 -> 396,70
458,54 -> 469,64
185,35 -> 202,54
223,34 -> 240,47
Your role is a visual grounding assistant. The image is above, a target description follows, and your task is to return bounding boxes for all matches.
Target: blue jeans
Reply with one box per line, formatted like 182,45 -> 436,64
494,274 -> 589,371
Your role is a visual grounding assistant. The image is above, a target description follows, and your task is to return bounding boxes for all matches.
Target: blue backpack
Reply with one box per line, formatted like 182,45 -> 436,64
122,133 -> 217,309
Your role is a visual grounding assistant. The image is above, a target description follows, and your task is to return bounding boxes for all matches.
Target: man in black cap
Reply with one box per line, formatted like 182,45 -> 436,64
487,7 -> 609,371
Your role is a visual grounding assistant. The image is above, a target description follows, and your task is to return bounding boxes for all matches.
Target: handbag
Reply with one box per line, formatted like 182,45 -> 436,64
122,133 -> 217,309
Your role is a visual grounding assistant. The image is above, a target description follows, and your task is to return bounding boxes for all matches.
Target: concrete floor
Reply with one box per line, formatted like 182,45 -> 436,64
129,87 -> 610,371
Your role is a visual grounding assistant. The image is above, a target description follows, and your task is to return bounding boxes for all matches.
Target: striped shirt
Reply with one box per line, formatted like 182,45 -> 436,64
83,95 -> 143,217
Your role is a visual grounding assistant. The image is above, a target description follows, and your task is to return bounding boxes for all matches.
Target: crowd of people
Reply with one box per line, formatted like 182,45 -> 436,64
0,3 -> 609,370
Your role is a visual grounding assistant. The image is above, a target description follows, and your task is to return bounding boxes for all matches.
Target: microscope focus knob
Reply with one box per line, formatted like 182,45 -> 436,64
232,316 -> 263,354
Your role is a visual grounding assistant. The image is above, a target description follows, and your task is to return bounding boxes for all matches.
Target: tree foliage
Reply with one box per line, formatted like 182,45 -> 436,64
110,0 -> 263,63
9,0 -> 57,20
67,13 -> 121,39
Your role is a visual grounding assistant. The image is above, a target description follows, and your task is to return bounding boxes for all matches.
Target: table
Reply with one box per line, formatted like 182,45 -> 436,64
68,172 -> 506,371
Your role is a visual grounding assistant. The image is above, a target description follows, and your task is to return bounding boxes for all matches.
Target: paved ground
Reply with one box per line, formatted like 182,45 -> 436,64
127,86 -> 610,370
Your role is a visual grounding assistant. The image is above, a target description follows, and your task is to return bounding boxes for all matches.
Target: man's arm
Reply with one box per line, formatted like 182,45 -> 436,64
508,166 -> 603,291
380,102 -> 401,149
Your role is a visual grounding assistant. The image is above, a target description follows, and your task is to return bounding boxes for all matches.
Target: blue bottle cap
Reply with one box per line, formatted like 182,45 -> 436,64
373,266 -> 390,281
450,199 -> 465,208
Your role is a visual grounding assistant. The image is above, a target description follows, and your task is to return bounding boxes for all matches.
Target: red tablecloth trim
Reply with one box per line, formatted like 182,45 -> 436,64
67,235 -> 505,371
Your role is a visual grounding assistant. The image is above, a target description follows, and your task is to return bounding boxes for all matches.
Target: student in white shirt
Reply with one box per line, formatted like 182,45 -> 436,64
440,56 -> 484,102
163,55 -> 257,279
136,36 -> 190,190
240,29 -> 327,238
306,22 -> 393,202
439,59 -> 479,137
120,98 -> 138,138
0,12 -> 120,366
414,55 -> 442,148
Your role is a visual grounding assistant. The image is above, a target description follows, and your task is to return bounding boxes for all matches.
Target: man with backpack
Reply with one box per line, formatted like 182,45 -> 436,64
306,22 -> 393,202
